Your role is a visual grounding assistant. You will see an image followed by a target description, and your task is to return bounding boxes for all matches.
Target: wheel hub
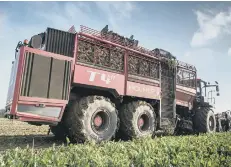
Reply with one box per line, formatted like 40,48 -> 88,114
138,118 -> 144,127
91,109 -> 110,134
209,120 -> 212,126
137,114 -> 150,131
94,115 -> 103,127
208,116 -> 215,131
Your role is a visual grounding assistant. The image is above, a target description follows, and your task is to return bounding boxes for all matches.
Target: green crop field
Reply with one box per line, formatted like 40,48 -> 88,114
0,118 -> 230,167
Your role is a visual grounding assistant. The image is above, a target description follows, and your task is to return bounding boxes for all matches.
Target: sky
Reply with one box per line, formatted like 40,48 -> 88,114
0,1 -> 231,113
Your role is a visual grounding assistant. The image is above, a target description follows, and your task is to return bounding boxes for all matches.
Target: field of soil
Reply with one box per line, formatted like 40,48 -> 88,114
0,118 -> 64,153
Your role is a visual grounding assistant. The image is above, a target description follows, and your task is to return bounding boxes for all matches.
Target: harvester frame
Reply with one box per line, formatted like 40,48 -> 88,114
4,25 -> 219,142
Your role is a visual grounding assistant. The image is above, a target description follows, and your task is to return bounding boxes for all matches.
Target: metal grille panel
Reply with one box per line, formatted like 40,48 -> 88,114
176,67 -> 196,88
45,28 -> 75,57
128,53 -> 159,80
77,39 -> 125,72
20,52 -> 71,100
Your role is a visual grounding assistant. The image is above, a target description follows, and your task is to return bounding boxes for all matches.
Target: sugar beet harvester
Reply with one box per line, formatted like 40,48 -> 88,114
4,25 -> 220,142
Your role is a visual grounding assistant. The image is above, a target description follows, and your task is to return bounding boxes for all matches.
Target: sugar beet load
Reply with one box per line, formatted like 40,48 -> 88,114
4,25 -> 220,142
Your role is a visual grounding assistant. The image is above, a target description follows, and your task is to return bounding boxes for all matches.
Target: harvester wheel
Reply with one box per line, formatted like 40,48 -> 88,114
64,96 -> 119,143
193,108 -> 216,133
119,101 -> 156,139
50,122 -> 68,140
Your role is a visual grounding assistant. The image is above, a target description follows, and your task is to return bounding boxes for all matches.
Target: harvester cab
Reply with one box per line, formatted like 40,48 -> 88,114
196,78 -> 219,107
186,78 -> 220,134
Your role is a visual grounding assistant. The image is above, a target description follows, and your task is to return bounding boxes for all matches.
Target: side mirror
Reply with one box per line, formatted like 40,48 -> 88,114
216,85 -> 219,92
217,92 -> 220,96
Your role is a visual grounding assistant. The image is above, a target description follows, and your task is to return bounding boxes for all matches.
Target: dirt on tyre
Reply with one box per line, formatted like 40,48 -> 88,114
194,107 -> 216,133
64,96 -> 119,143
119,101 -> 156,139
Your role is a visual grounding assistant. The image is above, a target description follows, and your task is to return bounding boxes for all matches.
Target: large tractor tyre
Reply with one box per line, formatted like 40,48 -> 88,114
64,96 -> 119,143
50,122 -> 68,140
119,101 -> 156,139
193,108 -> 216,133
222,119 -> 231,132
50,107 -> 69,140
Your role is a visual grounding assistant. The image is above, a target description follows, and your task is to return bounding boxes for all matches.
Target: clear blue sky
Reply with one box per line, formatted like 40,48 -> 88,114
0,1 -> 231,112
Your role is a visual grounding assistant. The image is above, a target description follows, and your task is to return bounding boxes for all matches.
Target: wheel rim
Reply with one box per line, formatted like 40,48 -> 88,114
91,109 -> 110,134
208,116 -> 215,131
137,114 -> 150,131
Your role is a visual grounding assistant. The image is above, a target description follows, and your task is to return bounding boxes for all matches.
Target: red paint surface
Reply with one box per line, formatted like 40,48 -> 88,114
176,85 -> 196,95
176,89 -> 195,107
176,99 -> 191,107
126,81 -> 161,99
72,34 -> 78,71
24,47 -> 74,62
18,96 -> 68,104
74,64 -> 125,95
17,113 -> 60,122
10,47 -> 25,115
